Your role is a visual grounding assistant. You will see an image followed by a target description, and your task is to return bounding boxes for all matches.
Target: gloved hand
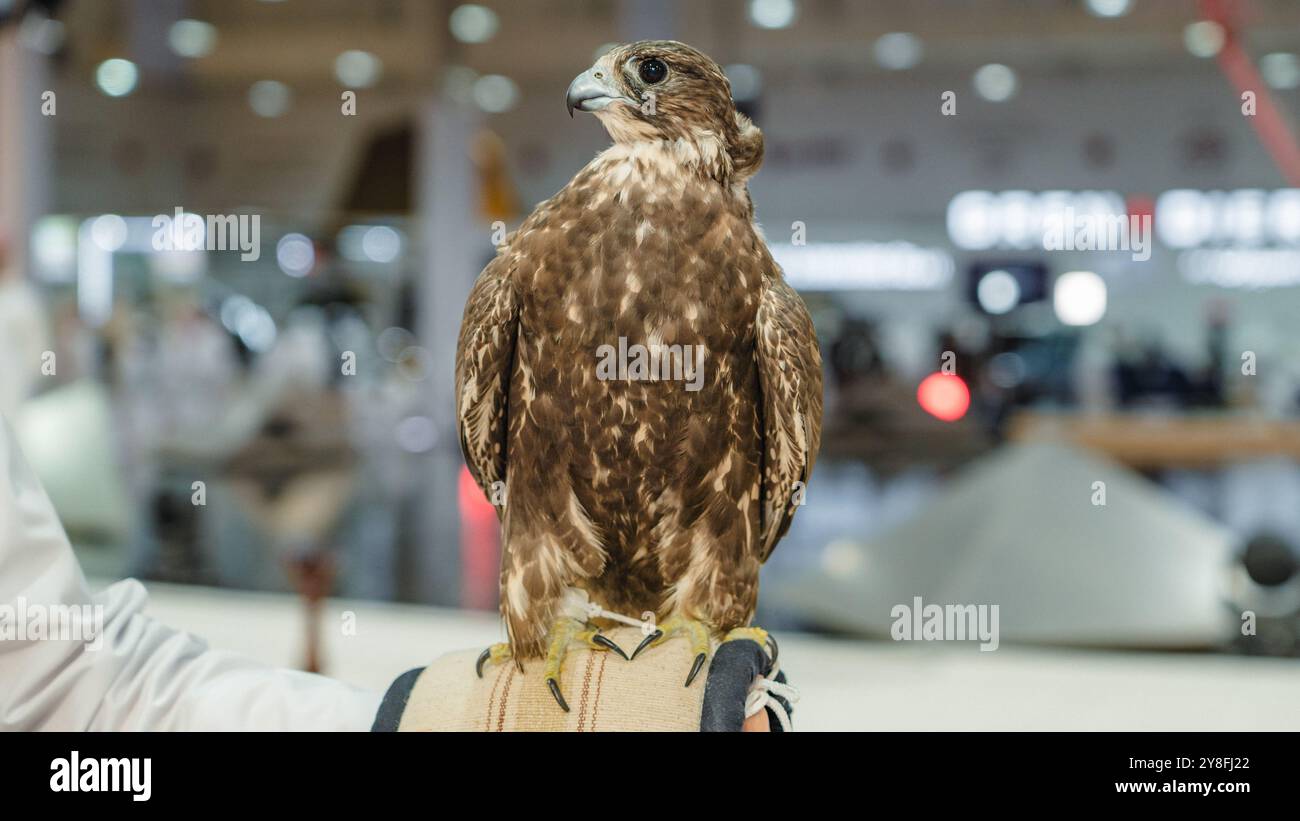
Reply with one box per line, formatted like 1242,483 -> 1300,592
372,626 -> 796,732
699,635 -> 795,732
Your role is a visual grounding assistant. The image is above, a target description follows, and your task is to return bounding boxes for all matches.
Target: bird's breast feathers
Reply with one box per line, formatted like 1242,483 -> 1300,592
508,138 -> 767,318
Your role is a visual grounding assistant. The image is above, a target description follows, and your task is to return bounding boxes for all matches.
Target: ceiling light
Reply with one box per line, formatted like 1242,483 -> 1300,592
1184,21 -> 1225,59
95,59 -> 138,97
450,4 -> 499,44
748,0 -> 797,30
973,63 -> 1017,102
1261,53 -> 1300,90
335,50 -> 383,88
168,19 -> 217,59
1084,0 -> 1132,18
472,74 -> 518,113
249,80 -> 291,117
874,33 -> 922,70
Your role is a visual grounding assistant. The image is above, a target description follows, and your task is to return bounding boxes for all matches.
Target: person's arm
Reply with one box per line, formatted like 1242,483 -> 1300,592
0,414 -> 380,731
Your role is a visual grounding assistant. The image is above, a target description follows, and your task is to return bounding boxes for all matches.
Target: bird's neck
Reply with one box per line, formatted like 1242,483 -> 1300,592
599,132 -> 735,185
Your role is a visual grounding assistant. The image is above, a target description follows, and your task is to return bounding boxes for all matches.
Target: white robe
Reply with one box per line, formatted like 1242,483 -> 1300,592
0,414 -> 381,731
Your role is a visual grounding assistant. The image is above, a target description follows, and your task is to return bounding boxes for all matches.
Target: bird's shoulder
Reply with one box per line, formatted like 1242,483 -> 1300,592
497,142 -> 776,301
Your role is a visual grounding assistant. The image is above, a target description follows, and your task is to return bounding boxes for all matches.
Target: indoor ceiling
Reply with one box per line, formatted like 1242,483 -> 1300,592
44,0 -> 1300,96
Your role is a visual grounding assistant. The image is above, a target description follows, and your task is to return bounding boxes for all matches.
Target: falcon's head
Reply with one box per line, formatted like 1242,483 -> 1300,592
566,40 -> 763,180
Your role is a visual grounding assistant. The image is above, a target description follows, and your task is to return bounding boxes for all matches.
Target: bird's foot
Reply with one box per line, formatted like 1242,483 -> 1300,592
630,614 -> 712,687
542,616 -> 629,712
475,642 -> 513,678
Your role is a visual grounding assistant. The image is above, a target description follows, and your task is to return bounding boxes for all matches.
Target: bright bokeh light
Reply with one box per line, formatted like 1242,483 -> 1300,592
32,217 -> 79,279
1184,21 -> 1225,59
276,233 -> 315,277
362,226 -> 402,263
90,214 -> 128,251
1084,0 -> 1131,18
472,74 -> 519,113
249,80 -> 292,117
1261,53 -> 1300,90
977,269 -> 1021,314
168,20 -> 217,58
748,0 -> 797,30
95,59 -> 138,97
874,33 -> 922,70
1156,189 -> 1224,248
335,50 -> 383,88
973,63 -> 1017,102
1053,270 -> 1108,326
947,190 -> 998,249
917,373 -> 971,422
450,4 -> 499,43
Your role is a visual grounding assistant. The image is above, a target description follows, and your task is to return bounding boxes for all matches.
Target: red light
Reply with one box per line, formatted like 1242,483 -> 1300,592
1126,193 -> 1155,222
459,466 -> 502,610
917,373 -> 970,422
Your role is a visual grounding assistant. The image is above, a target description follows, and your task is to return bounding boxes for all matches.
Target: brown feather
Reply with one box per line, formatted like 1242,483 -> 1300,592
454,41 -> 822,658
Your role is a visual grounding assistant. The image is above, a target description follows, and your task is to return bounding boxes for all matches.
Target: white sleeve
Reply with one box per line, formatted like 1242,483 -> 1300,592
0,415 -> 382,731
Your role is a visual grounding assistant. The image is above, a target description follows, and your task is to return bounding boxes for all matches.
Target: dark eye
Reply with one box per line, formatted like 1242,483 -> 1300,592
638,57 -> 667,85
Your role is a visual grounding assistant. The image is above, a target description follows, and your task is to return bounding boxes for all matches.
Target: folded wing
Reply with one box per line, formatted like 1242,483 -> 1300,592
755,273 -> 823,560
455,254 -> 519,514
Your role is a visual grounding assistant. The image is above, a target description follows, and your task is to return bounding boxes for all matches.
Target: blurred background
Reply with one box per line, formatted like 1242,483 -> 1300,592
3,0 -> 1300,728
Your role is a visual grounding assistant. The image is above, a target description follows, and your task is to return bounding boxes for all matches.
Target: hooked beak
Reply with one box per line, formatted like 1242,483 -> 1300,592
566,66 -> 630,117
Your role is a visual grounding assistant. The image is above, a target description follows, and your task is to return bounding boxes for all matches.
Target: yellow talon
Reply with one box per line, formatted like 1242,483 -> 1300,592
723,626 -> 769,647
723,626 -> 777,673
475,642 -> 513,678
540,618 -> 582,684
631,614 -> 713,687
542,617 -> 629,712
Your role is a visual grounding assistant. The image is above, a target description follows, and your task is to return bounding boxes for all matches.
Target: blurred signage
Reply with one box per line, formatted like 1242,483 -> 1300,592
948,189 -> 1300,252
1157,189 -> 1300,289
1155,189 -> 1300,248
1178,249 -> 1300,289
947,190 -> 1129,251
771,241 -> 953,291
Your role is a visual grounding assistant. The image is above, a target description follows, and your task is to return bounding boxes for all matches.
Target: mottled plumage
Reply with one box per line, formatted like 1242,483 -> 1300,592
456,41 -> 822,662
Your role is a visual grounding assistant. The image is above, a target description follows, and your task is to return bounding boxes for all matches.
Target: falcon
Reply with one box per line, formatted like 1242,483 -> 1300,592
456,40 -> 822,711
